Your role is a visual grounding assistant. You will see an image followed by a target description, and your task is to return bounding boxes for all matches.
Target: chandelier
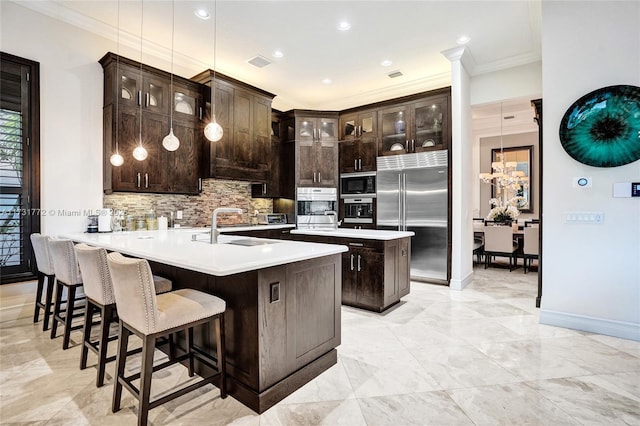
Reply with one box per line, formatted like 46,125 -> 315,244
479,104 -> 529,204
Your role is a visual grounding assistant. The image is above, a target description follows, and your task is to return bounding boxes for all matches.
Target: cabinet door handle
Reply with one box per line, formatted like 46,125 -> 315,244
412,139 -> 416,152
144,173 -> 149,188
357,254 -> 361,271
350,254 -> 354,271
358,158 -> 362,170
198,178 -> 202,192
136,172 -> 141,188
199,107 -> 203,121
137,90 -> 142,106
354,159 -> 358,170
263,183 -> 267,195
145,92 -> 150,108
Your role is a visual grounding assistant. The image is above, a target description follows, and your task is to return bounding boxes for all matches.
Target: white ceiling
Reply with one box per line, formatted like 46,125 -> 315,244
17,0 -> 542,112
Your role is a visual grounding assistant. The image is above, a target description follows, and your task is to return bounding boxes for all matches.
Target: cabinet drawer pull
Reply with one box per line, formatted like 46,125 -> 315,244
144,173 -> 149,188
348,242 -> 364,247
350,254 -> 354,271
136,172 -> 141,188
357,254 -> 361,271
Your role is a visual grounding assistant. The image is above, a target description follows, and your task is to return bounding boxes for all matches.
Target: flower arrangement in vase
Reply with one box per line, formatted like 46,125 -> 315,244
486,197 -> 522,223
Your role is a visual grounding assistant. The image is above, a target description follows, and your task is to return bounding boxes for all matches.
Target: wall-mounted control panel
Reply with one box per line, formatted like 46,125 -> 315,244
573,177 -> 592,188
613,182 -> 640,198
565,211 -> 604,224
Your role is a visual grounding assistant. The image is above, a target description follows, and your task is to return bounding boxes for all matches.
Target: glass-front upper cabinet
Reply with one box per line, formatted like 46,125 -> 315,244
413,96 -> 448,152
118,64 -> 168,115
173,91 -> 197,119
295,116 -> 337,144
379,105 -> 410,155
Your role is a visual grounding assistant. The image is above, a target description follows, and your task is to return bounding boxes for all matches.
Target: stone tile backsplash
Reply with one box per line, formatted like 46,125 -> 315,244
104,179 -> 273,227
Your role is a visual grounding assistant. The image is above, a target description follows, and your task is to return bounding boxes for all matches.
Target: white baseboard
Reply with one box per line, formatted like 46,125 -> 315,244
449,271 -> 474,291
540,309 -> 640,342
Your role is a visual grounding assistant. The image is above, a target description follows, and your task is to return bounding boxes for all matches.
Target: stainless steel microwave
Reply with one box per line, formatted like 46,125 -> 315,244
340,172 -> 376,197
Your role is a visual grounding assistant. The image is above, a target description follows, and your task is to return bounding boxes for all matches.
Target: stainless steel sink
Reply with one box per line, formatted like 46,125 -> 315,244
226,239 -> 281,246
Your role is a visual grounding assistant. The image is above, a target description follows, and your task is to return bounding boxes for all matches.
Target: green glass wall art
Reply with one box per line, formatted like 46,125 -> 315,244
559,85 -> 640,167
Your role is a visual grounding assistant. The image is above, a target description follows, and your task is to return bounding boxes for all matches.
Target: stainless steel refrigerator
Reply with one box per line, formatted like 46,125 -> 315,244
377,150 -> 449,283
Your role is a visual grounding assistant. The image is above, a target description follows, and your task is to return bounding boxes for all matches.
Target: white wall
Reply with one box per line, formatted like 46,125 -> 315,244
540,1 -> 640,340
471,62 -> 542,107
0,2 -> 196,236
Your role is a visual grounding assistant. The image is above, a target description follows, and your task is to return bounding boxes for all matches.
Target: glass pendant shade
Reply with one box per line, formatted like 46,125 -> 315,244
204,117 -> 224,142
133,144 -> 148,161
162,127 -> 180,151
110,152 -> 124,166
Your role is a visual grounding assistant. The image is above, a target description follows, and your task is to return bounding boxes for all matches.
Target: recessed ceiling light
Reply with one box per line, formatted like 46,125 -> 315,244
456,35 -> 471,45
381,60 -> 393,67
337,21 -> 351,31
194,9 -> 210,20
322,78 -> 332,85
272,50 -> 284,58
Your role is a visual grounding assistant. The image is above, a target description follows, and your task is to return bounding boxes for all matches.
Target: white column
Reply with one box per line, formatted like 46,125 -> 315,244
442,46 -> 473,290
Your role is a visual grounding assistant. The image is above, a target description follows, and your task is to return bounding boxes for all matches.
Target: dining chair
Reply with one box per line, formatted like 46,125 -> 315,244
74,244 -> 174,387
30,233 -> 56,331
483,222 -> 518,271
472,218 -> 485,264
107,252 -> 226,426
48,238 -> 86,349
522,222 -> 539,273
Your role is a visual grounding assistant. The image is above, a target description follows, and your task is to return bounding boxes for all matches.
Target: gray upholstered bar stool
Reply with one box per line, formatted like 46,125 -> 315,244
74,244 -> 173,387
30,233 -> 56,331
48,238 -> 86,349
107,252 -> 227,426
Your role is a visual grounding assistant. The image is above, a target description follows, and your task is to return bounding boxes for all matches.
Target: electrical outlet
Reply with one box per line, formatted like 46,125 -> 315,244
176,210 -> 183,220
270,282 -> 280,303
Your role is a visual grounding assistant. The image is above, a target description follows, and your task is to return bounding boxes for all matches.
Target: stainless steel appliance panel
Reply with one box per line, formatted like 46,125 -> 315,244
407,226 -> 448,281
376,169 -> 401,228
404,166 -> 447,227
376,150 -> 449,284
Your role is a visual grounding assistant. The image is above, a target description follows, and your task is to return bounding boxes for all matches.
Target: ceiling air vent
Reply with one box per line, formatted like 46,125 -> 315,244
387,70 -> 403,78
248,55 -> 272,68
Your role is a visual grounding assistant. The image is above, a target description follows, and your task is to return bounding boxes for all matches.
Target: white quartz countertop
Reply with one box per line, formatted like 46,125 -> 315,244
290,228 -> 414,240
60,229 -> 346,277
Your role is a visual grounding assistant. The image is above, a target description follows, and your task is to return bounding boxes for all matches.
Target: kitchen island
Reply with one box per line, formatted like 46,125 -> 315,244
290,229 -> 414,312
61,229 -> 346,414
222,227 -> 415,313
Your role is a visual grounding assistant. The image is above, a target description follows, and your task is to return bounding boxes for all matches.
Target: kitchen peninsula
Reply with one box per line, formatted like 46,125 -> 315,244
61,229 -> 346,414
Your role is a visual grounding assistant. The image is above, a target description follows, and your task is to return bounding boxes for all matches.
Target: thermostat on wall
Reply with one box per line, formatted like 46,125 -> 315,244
573,177 -> 592,188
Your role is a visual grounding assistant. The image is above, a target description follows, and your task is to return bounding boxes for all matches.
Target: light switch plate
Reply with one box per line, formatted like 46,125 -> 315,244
565,211 -> 604,224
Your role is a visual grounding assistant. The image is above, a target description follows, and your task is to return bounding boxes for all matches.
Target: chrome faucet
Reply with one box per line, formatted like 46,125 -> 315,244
211,207 -> 243,244
324,210 -> 340,229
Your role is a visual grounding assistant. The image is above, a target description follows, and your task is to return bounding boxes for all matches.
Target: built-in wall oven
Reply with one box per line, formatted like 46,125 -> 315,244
340,172 -> 376,229
296,187 -> 338,229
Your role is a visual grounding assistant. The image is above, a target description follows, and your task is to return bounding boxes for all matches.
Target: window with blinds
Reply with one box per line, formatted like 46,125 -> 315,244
0,109 -> 24,267
0,52 -> 39,283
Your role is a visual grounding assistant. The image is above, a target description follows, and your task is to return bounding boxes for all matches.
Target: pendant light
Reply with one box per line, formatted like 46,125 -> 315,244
109,0 -> 124,167
162,0 -> 180,151
204,0 -> 223,142
133,0 -> 148,161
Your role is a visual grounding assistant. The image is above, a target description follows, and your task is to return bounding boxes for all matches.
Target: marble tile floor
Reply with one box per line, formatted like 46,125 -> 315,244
1,267 -> 639,425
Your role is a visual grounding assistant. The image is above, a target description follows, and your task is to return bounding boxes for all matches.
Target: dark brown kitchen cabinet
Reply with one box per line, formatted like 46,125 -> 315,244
281,110 -> 339,190
286,233 -> 411,312
378,88 -> 450,156
251,111 -> 283,198
339,110 -> 377,173
100,52 -> 203,194
192,70 -> 275,183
